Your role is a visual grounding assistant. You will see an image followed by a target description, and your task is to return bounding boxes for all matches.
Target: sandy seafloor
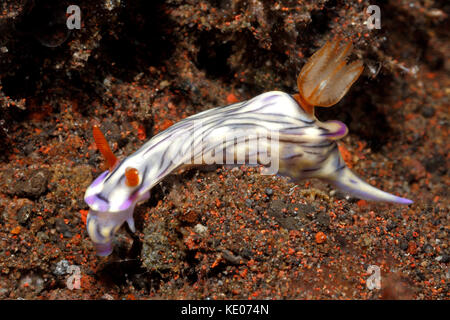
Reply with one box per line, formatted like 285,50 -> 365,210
0,0 -> 448,299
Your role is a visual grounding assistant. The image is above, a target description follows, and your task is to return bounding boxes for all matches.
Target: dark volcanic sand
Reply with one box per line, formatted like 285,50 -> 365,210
0,0 -> 448,299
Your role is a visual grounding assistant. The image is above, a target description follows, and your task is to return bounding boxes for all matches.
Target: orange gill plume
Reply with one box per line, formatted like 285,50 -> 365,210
295,38 -> 364,115
125,167 -> 140,187
92,125 -> 119,171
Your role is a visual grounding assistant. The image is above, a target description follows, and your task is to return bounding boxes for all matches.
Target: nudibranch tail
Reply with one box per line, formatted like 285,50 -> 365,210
313,147 -> 413,204
92,125 -> 118,170
297,39 -> 364,109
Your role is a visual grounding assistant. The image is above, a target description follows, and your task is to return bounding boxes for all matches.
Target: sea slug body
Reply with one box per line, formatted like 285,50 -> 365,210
84,38 -> 412,256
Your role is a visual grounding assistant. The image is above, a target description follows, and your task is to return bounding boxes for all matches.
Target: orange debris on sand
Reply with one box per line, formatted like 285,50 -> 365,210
315,231 -> 327,244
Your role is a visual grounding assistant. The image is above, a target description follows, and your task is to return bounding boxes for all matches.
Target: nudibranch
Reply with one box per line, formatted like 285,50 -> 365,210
84,38 -> 412,256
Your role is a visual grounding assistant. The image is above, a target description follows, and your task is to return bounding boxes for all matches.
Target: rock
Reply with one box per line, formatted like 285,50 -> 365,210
5,168 -> 50,198
23,169 -> 50,198
422,244 -> 434,254
330,190 -> 350,200
193,223 -> 208,235
19,273 -> 44,293
221,249 -> 242,265
36,231 -> 49,241
399,239 -> 409,251
386,220 -> 397,231
55,218 -> 73,238
268,200 -> 298,230
17,203 -> 33,225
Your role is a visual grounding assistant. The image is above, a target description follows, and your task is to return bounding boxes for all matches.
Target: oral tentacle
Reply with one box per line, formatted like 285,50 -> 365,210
86,205 -> 137,256
86,211 -> 114,256
126,217 -> 136,233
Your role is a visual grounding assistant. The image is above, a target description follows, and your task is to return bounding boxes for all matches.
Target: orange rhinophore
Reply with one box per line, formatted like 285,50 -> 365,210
92,125 -> 118,170
125,167 -> 140,187
296,38 -> 364,115
84,38 -> 412,257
